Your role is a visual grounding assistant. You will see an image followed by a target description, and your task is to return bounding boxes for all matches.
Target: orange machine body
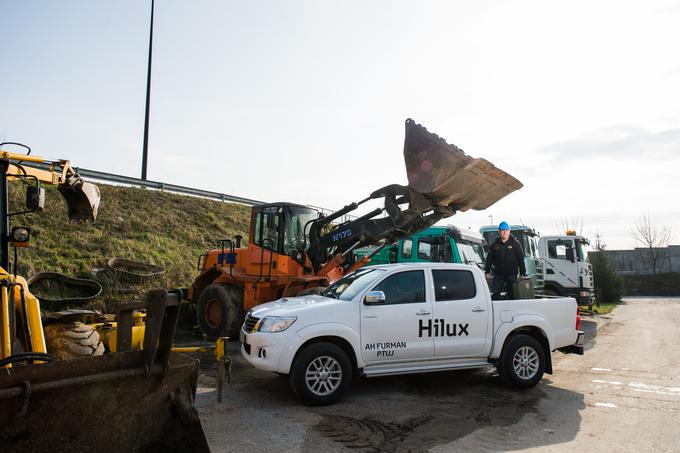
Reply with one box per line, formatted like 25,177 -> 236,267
189,203 -> 345,312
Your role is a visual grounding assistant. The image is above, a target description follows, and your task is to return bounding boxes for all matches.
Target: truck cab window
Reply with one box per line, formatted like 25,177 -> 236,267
457,240 -> 485,267
417,237 -> 450,262
432,270 -> 476,301
547,239 -> 574,261
401,239 -> 413,258
372,270 -> 426,304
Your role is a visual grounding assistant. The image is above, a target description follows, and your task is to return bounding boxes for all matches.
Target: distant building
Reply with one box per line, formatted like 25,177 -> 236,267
588,245 -> 680,275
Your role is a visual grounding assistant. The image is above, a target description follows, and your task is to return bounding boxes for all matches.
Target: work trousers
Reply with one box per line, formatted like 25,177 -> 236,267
491,274 -> 517,300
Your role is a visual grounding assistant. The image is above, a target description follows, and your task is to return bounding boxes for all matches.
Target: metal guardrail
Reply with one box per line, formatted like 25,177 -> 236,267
24,162 -> 264,206
23,162 -> 361,223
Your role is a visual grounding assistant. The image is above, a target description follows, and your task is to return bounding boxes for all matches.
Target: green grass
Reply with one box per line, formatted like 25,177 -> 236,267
590,302 -> 619,315
9,182 -> 251,297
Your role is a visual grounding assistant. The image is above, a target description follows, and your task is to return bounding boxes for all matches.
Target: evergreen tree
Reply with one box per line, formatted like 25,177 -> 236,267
591,232 -> 624,303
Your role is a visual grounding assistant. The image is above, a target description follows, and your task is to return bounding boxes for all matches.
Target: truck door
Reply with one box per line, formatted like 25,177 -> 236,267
430,268 -> 489,357
360,270 -> 434,363
545,238 -> 578,291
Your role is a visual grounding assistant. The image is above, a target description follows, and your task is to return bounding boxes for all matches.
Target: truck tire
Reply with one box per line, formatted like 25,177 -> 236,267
196,284 -> 244,340
290,342 -> 352,406
44,322 -> 105,360
498,334 -> 546,388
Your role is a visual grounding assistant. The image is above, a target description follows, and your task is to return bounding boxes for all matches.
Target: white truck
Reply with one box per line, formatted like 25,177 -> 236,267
538,231 -> 595,306
240,263 -> 584,405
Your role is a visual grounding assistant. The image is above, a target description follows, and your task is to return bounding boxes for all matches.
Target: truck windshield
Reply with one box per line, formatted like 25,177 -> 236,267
457,240 -> 485,267
576,239 -> 589,262
322,268 -> 385,301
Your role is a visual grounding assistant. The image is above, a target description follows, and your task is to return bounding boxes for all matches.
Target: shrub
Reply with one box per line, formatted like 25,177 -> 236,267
591,251 -> 624,303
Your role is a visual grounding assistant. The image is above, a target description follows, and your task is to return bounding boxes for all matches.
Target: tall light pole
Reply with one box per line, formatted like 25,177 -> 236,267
141,0 -> 155,180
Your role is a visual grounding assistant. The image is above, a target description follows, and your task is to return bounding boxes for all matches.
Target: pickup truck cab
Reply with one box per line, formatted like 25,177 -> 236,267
240,263 -> 584,405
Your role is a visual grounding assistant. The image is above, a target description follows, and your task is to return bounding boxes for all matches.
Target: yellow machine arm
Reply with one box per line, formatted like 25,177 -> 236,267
0,150 -> 101,222
0,146 -> 100,363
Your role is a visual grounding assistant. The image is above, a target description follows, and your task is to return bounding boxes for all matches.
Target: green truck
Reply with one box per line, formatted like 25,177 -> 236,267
479,224 -> 545,295
353,225 -> 487,267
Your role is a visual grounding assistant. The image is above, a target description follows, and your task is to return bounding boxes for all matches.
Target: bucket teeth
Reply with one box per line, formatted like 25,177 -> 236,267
403,118 -> 522,212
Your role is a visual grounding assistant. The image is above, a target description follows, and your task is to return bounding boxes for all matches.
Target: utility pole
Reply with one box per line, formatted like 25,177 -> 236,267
488,214 -> 493,226
141,0 -> 155,180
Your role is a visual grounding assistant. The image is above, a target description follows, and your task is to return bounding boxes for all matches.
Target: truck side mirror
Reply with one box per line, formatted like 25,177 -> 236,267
364,291 -> 386,305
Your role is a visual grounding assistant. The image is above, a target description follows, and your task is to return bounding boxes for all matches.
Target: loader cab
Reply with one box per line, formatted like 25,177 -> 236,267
250,203 -> 319,258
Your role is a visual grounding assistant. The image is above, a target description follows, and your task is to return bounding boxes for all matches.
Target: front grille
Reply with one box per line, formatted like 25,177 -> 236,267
243,313 -> 260,333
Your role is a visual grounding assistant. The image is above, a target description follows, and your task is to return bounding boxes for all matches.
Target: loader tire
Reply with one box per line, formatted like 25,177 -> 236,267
196,284 -> 244,340
44,322 -> 105,360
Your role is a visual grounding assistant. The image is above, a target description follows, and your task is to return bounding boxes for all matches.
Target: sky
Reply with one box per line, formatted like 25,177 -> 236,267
1,0 -> 679,250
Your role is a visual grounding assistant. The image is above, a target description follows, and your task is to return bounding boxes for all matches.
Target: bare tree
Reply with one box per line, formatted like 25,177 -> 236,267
555,216 -> 584,235
593,230 -> 606,252
630,215 -> 672,275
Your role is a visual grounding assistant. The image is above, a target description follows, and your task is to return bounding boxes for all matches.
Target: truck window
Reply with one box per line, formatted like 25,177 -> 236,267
372,270 -> 426,304
456,240 -> 485,266
576,240 -> 589,262
401,239 -> 413,258
417,237 -> 450,262
432,270 -> 476,301
547,239 -> 574,261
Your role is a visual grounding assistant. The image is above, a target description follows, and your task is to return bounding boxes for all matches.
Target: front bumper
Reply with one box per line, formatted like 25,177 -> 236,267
558,330 -> 585,355
240,329 -> 302,374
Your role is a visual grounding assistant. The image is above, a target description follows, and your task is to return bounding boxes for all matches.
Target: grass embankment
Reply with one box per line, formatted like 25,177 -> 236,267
9,182 -> 250,310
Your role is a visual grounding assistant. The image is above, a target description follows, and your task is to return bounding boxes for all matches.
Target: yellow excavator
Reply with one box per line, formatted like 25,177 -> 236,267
0,144 -> 209,451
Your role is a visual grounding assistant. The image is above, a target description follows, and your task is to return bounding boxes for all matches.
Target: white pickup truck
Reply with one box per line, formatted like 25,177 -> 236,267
240,263 -> 584,405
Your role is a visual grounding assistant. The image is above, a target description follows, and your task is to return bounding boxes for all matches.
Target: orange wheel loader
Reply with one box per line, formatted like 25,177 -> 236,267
188,119 -> 523,339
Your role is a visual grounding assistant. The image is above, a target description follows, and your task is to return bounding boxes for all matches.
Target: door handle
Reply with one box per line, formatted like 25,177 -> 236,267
471,307 -> 486,312
362,315 -> 378,319
416,311 -> 431,316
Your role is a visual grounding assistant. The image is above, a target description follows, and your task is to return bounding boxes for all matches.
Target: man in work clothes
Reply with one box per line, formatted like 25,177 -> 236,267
484,222 -> 526,300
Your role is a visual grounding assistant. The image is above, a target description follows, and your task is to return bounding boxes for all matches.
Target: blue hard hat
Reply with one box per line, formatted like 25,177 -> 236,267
498,221 -> 510,231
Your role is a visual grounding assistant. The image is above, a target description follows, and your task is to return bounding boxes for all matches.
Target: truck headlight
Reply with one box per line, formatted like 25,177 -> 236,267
258,316 -> 297,333
579,291 -> 590,298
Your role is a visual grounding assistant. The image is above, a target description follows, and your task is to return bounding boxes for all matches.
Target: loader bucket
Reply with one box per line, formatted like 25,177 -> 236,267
57,175 -> 101,222
0,290 -> 209,452
0,352 -> 208,452
403,118 -> 523,211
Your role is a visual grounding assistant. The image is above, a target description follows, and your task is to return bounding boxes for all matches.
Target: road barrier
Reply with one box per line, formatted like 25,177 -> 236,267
24,162 -> 264,206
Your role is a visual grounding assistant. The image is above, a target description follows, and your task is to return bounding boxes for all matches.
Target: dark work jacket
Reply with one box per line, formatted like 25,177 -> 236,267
484,235 -> 526,277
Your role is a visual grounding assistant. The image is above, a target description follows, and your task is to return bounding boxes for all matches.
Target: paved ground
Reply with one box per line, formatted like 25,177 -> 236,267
194,297 -> 680,452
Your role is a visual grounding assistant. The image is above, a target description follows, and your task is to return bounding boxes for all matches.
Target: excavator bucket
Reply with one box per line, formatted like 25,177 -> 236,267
0,290 -> 209,452
403,118 -> 523,212
57,175 -> 101,222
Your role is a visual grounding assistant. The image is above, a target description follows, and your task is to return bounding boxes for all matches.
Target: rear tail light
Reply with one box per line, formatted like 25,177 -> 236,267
575,306 -> 582,331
